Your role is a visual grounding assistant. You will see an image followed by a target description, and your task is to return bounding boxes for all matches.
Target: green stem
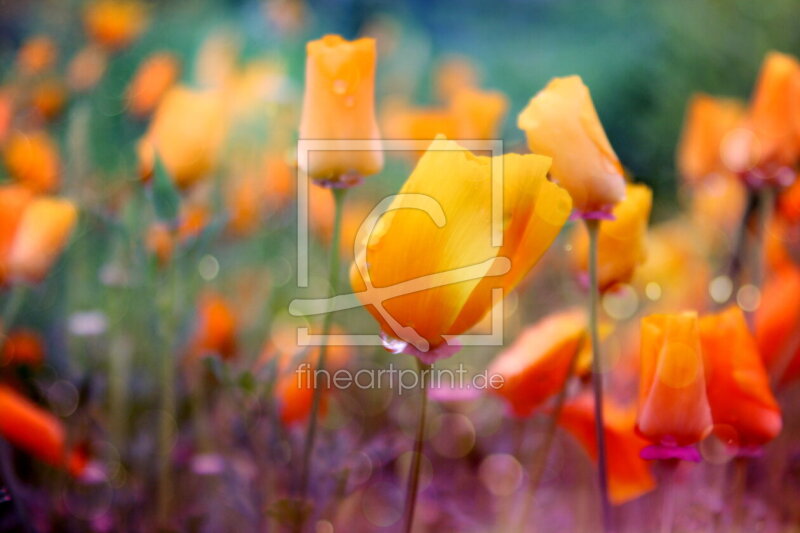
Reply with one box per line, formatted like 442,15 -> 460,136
752,186 -> 774,291
402,359 -> 430,533
296,187 -> 347,509
586,219 -> 612,533
0,285 -> 27,342
156,259 -> 180,526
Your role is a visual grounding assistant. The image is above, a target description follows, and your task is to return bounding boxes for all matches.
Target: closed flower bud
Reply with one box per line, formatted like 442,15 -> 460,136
518,75 -> 625,215
299,35 -> 383,184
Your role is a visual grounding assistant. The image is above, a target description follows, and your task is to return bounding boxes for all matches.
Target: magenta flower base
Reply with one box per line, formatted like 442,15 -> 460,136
641,444 -> 702,462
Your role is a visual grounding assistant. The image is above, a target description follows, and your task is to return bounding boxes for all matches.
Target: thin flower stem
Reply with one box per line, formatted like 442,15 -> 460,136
0,285 -> 27,341
296,187 -> 347,514
586,219 -> 613,533
752,186 -> 774,290
659,460 -> 679,533
403,359 -> 430,533
516,338 -> 585,529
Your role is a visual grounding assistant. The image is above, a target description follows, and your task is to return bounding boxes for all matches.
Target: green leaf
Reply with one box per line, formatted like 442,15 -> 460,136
151,153 -> 180,224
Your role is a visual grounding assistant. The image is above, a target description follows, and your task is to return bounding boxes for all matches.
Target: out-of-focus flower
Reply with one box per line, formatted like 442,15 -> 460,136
559,393 -> 656,505
138,86 -> 228,188
350,138 -> 572,360
146,204 -> 209,265
450,88 -> 508,139
67,46 -> 108,92
0,89 -> 13,143
260,326 -> 351,426
17,36 -> 57,75
747,51 -> 800,174
31,79 -> 67,120
489,309 -> 586,416
518,75 -> 625,216
126,52 -> 180,117
677,93 -> 744,183
189,292 -> 238,361
84,0 -> 148,51
778,177 -> 800,224
633,218 -> 710,311
195,32 -> 240,90
264,0 -> 307,35
755,265 -> 800,385
262,153 -> 294,212
3,131 -> 60,193
636,312 -> 712,447
299,35 -> 383,184
0,185 -> 34,285
226,174 -> 263,237
434,56 -> 479,103
7,197 -> 78,284
764,217 -> 800,273
571,183 -> 652,291
0,385 -> 86,476
688,172 -> 747,242
382,99 -> 458,145
1,329 -> 45,366
699,306 -> 781,448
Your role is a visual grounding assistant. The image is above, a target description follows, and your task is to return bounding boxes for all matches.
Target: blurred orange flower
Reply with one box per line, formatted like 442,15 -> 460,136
17,35 -> 57,75
747,51 -> 800,172
227,174 -> 263,237
559,393 -> 656,505
434,56 -> 479,103
636,312 -> 712,446
262,153 -> 295,212
189,292 -> 238,361
1,329 -> 45,366
382,100 -> 458,145
126,52 -> 181,117
67,46 -> 108,92
31,79 -> 67,120
489,309 -> 586,416
677,93 -> 744,183
699,306 -> 781,448
84,0 -> 148,51
755,265 -> 800,385
146,204 -> 209,265
299,35 -> 383,183
3,131 -> 60,193
0,385 -> 86,476
450,88 -> 508,139
7,197 -> 78,284
138,86 -> 228,188
350,138 -> 571,359
572,183 -> 652,291
0,185 -> 34,285
518,75 -> 625,215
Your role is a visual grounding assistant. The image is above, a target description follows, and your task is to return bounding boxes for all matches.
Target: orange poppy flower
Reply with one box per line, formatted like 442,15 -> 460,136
450,88 -> 508,139
138,86 -> 228,189
0,385 -> 86,476
7,197 -> 78,284
299,35 -> 383,184
146,204 -> 209,265
262,153 -> 295,212
382,100 -> 458,147
434,56 -> 479,103
571,183 -> 652,291
1,329 -> 45,366
748,51 -> 800,171
677,93 -> 744,183
518,75 -> 625,215
189,292 -> 238,361
67,46 -> 108,93
0,89 -> 12,144
559,393 -> 656,505
0,185 -> 34,285
126,52 -> 180,117
84,0 -> 148,51
31,79 -> 67,120
636,312 -> 712,446
17,36 -> 58,75
3,131 -> 60,193
489,309 -> 586,416
755,265 -> 800,384
699,306 -> 781,448
349,137 -> 571,360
